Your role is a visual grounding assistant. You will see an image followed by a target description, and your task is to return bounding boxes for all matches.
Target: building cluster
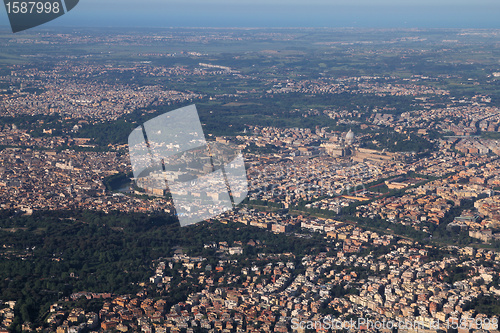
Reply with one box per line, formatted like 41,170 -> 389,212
265,77 -> 448,97
218,208 -> 300,233
456,139 -> 500,156
40,230 -> 500,333
0,302 -> 16,331
0,148 -> 173,214
244,133 -> 403,207
390,103 -> 500,137
356,194 -> 453,229
355,151 -> 500,234
2,65 -> 203,121
0,129 -> 94,149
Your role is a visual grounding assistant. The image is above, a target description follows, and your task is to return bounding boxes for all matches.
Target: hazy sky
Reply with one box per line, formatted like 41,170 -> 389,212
1,0 -> 500,29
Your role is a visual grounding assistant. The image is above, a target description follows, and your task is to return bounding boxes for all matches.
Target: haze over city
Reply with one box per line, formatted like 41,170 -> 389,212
1,0 -> 500,28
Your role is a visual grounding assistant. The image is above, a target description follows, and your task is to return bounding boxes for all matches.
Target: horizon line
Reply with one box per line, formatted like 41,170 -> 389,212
2,25 -> 500,31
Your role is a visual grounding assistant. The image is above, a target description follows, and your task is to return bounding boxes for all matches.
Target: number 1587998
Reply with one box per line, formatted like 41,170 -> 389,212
5,1 -> 61,14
